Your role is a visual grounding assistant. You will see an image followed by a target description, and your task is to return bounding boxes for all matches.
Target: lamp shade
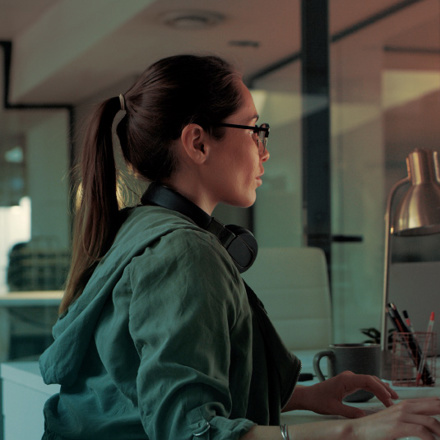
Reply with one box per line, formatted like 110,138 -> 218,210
392,149 -> 440,236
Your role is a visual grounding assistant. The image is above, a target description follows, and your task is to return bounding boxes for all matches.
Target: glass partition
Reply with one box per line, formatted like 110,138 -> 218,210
251,62 -> 303,248
330,0 -> 440,342
0,46 -> 70,361
247,0 -> 440,345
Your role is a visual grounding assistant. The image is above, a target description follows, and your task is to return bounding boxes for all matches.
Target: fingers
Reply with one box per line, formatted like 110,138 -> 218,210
398,424 -> 438,440
373,399 -> 440,440
349,398 -> 440,440
337,371 -> 399,407
374,376 -> 399,399
404,412 -> 440,432
396,398 -> 440,416
366,375 -> 399,406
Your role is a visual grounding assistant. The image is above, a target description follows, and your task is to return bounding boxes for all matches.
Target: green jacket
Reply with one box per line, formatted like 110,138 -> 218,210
40,206 -> 300,440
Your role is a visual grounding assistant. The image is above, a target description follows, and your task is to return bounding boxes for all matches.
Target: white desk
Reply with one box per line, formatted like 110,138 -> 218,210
0,291 -> 63,307
1,362 -> 60,440
0,292 -> 61,439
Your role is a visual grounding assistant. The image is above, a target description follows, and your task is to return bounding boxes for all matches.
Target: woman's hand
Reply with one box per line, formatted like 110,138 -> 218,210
286,370 -> 399,418
285,397 -> 440,440
243,397 -> 440,440
347,397 -> 440,440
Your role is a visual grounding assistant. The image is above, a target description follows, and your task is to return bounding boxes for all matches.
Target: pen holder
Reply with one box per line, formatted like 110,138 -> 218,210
391,332 -> 437,386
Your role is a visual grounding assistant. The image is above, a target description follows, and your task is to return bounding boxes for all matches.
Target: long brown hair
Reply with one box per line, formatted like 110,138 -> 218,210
60,55 -> 242,313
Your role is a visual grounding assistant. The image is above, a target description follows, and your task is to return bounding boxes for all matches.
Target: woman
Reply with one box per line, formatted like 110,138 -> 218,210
40,54 -> 440,440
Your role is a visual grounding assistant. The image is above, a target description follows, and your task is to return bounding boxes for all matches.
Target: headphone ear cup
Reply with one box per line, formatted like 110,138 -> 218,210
141,183 -> 258,273
224,225 -> 258,273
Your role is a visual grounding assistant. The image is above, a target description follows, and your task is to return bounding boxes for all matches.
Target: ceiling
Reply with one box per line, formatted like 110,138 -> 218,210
1,0 -> 440,139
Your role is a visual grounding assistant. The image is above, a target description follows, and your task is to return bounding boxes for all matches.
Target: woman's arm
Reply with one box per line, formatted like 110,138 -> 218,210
128,227 -> 255,440
241,397 -> 440,440
241,420 -> 351,440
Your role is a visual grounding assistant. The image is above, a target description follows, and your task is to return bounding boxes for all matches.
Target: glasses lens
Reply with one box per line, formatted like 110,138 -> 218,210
258,124 -> 269,152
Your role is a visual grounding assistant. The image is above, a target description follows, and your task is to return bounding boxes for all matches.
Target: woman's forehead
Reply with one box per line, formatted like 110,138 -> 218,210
234,81 -> 258,121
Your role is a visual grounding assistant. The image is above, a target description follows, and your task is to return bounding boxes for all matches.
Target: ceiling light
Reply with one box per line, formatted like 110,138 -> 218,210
229,40 -> 260,48
161,10 -> 225,29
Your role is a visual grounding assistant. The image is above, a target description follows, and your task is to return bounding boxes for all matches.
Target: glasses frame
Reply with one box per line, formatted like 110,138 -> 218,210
216,122 -> 270,154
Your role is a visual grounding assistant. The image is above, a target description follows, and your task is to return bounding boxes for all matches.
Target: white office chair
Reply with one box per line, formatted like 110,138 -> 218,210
242,247 -> 332,352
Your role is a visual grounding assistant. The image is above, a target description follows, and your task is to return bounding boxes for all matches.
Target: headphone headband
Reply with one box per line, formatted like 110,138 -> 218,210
141,183 -> 258,272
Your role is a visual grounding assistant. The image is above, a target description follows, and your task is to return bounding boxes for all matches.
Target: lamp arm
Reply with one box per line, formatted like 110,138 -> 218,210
380,177 -> 409,376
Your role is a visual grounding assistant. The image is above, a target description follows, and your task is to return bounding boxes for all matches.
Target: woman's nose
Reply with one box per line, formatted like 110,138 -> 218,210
261,147 -> 270,162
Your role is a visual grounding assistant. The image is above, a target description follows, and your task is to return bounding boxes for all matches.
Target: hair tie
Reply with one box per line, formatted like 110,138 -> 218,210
118,94 -> 126,111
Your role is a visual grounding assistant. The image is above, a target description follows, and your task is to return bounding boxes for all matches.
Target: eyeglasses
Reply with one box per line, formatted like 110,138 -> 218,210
216,122 -> 270,155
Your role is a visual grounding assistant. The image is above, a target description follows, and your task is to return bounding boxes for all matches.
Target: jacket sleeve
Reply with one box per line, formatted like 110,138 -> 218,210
127,227 -> 256,440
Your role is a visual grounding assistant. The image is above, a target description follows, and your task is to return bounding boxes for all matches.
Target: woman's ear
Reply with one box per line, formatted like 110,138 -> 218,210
180,124 -> 209,164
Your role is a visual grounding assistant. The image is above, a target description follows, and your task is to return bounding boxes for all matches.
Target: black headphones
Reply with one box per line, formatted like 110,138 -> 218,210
141,182 -> 258,273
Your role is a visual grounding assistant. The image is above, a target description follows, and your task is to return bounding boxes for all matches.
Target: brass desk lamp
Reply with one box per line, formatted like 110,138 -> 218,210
381,148 -> 440,377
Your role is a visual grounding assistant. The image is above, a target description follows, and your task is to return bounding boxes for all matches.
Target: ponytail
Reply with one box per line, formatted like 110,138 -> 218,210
60,97 -> 121,314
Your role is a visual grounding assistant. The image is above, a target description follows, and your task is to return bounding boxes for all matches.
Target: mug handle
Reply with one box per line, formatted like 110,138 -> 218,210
313,350 -> 334,382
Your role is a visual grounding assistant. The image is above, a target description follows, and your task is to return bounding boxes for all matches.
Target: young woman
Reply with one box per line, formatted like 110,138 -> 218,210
40,54 -> 440,440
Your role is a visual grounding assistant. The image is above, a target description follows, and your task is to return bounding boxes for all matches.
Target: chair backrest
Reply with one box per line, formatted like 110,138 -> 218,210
242,247 -> 332,351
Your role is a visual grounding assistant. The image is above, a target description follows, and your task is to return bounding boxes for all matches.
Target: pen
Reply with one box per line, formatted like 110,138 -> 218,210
427,311 -> 435,333
388,303 -> 410,333
403,310 -> 416,334
387,305 -> 414,359
416,312 -> 435,386
387,303 -> 433,384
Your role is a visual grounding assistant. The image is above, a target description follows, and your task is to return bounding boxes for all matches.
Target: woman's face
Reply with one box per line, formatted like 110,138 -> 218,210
201,80 -> 270,212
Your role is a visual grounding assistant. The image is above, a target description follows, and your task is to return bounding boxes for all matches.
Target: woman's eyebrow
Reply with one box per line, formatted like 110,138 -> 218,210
241,113 -> 259,125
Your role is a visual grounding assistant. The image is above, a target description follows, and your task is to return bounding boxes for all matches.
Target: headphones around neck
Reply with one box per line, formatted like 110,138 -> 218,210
141,182 -> 258,273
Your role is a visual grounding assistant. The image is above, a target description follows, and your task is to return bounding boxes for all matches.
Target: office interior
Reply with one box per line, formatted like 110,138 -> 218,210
1,0 -> 440,364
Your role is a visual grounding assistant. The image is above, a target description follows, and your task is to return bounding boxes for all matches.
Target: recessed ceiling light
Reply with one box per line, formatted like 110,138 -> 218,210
161,10 -> 225,29
229,40 -> 260,48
